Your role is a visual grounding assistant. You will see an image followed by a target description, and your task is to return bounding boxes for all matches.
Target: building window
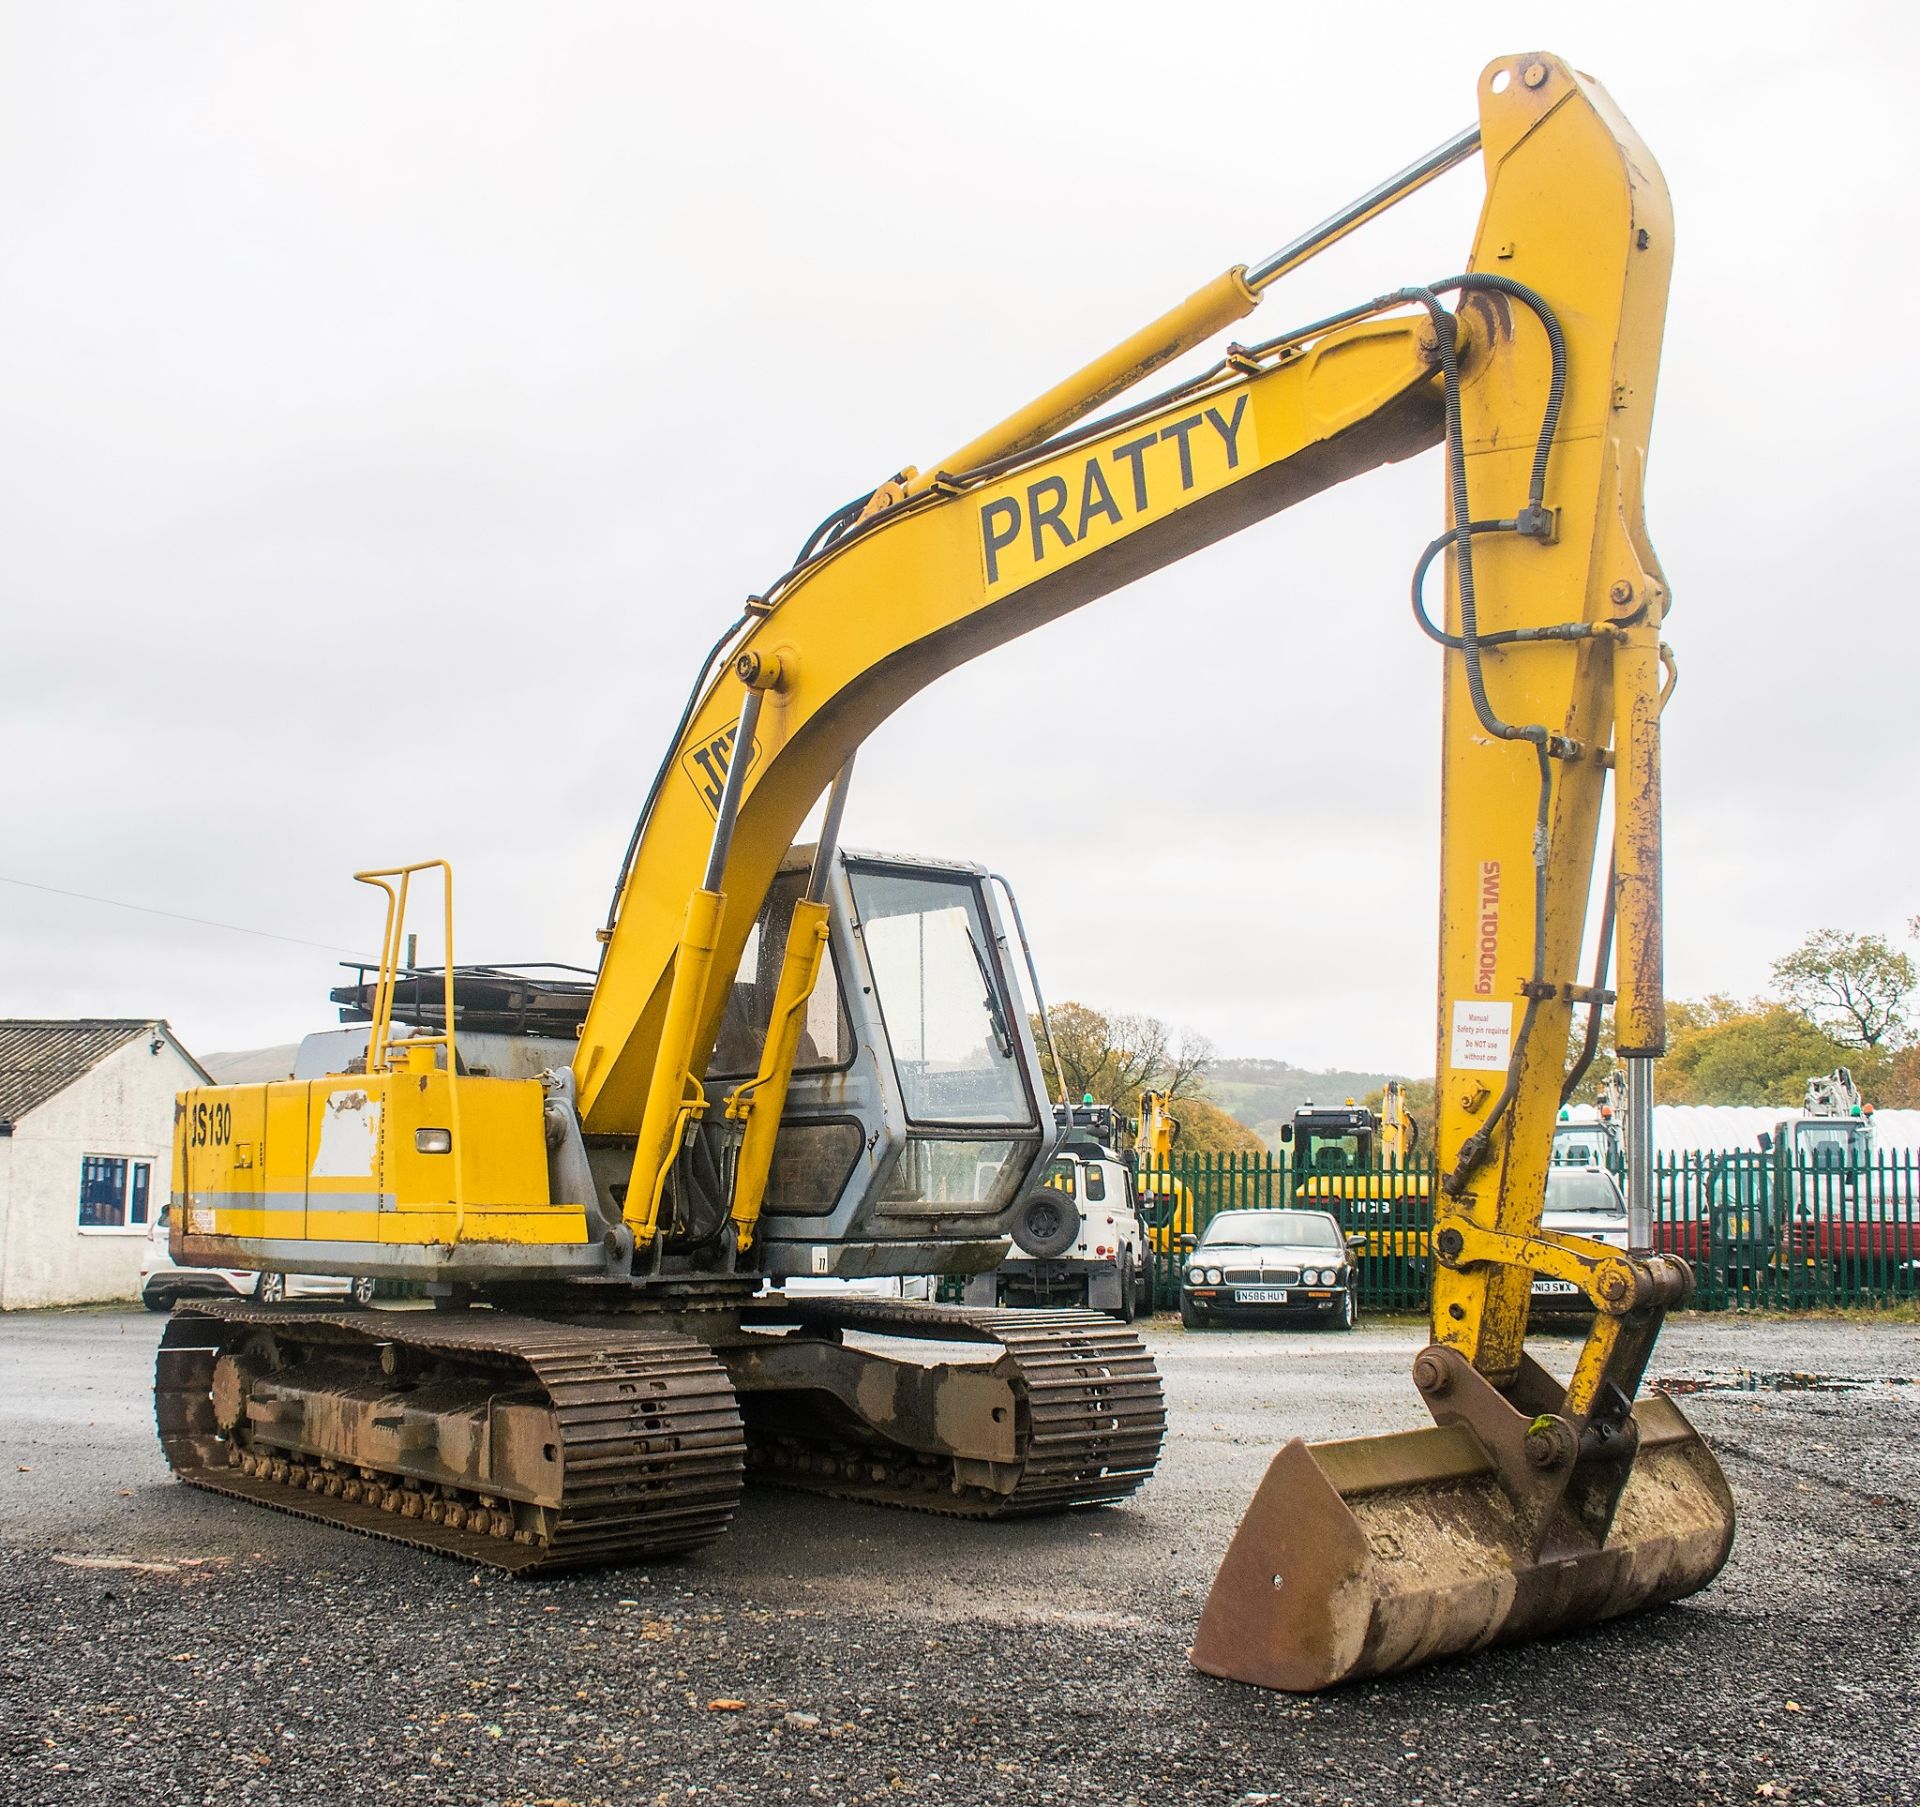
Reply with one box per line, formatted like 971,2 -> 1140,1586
78,1156 -> 151,1230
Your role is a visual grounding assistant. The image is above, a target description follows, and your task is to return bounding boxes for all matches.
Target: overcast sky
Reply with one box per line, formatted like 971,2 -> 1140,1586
3,2 -> 1915,1075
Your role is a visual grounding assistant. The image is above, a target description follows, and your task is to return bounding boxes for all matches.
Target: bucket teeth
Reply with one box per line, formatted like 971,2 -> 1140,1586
1191,1395 -> 1734,1693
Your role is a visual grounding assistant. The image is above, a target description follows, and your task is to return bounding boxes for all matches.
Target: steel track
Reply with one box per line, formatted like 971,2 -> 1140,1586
156,1304 -> 746,1573
736,1298 -> 1166,1517
154,1297 -> 1165,1571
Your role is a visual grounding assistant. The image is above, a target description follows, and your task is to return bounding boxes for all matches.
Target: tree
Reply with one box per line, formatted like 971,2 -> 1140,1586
1878,1042 -> 1920,1109
1658,1001 -> 1860,1106
1665,993 -> 1755,1035
1031,1001 -> 1214,1106
1160,1095 -> 1267,1154
1770,930 -> 1916,1050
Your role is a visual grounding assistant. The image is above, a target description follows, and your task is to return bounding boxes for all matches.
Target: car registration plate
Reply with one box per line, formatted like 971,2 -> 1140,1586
1236,1286 -> 1290,1304
1532,1279 -> 1579,1296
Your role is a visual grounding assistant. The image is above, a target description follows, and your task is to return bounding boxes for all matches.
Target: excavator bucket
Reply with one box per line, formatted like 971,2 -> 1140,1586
1191,1356 -> 1735,1693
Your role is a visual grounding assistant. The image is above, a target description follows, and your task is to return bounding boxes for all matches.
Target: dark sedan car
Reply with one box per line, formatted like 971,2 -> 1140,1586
1179,1207 -> 1359,1329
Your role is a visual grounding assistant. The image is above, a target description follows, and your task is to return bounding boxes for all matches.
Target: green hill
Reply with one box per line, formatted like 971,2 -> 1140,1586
1203,1057 -> 1408,1149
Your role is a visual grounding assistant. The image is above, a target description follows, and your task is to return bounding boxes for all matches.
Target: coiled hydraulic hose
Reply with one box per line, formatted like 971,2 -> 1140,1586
1379,274 -> 1582,1194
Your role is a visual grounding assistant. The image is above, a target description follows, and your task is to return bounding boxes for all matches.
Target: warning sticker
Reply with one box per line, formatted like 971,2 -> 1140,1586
1450,999 -> 1514,1072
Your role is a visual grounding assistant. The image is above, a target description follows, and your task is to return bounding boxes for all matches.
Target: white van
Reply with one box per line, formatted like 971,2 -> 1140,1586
1530,1166 -> 1629,1315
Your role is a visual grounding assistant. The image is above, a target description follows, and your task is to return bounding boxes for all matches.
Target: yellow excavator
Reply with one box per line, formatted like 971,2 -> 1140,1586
1287,1086 -> 1432,1282
1380,1078 -> 1420,1166
1133,1086 -> 1194,1245
158,51 -> 1734,1693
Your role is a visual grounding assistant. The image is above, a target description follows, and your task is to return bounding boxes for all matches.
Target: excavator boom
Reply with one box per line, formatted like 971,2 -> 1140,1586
576,316 -> 1447,1141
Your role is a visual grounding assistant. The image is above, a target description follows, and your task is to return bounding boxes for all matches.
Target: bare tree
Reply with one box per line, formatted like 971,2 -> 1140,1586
1771,930 -> 1916,1050
1032,1001 -> 1215,1104
1161,1029 -> 1215,1100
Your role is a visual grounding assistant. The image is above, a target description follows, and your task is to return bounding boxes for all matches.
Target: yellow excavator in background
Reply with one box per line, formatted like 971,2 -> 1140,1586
1380,1078 -> 1419,1166
159,51 -> 1734,1692
1286,1085 -> 1432,1279
1133,1087 -> 1193,1246
1138,1089 -> 1182,1174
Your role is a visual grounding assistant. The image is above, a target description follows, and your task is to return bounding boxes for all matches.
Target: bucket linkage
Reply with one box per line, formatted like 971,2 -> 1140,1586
1191,1240 -> 1735,1693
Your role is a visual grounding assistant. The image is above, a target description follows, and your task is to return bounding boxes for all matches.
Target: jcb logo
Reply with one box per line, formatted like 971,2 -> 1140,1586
682,718 -> 761,818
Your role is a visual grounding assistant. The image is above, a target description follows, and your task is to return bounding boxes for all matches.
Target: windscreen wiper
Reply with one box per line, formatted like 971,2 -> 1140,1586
964,927 -> 1015,1060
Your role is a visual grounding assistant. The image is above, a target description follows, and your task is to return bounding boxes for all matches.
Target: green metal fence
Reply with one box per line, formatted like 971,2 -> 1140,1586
1649,1147 -> 1920,1310
1142,1149 -> 1920,1314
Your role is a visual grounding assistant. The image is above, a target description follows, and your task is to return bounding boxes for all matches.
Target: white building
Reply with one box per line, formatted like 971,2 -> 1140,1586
1651,1103 -> 1920,1158
0,1020 -> 209,1309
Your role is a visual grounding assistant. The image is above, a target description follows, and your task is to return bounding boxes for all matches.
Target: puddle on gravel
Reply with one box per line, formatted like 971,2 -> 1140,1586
1655,1369 -> 1914,1395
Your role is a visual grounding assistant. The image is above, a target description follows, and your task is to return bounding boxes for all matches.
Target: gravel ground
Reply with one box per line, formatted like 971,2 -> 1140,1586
2,1308 -> 1916,1806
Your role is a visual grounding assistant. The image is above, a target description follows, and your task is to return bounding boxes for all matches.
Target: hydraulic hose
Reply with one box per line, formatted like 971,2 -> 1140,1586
1410,527 -> 1603,651
1561,857 -> 1618,1108
1375,276 -> 1574,1194
599,489 -> 882,952
1434,273 -> 1567,515
600,610 -> 755,951
793,489 -> 879,566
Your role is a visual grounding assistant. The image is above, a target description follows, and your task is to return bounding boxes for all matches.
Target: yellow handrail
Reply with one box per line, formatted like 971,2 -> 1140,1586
353,860 -> 466,1244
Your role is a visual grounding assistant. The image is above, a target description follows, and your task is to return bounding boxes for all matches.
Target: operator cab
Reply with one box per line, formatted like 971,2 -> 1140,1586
1551,1108 -> 1620,1170
1782,1115 -> 1872,1218
1053,1099 -> 1127,1157
1791,1118 -> 1870,1170
315,846 -> 1051,1287
709,846 -> 1053,1284
1281,1102 -> 1376,1176
1777,1067 -> 1872,1206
